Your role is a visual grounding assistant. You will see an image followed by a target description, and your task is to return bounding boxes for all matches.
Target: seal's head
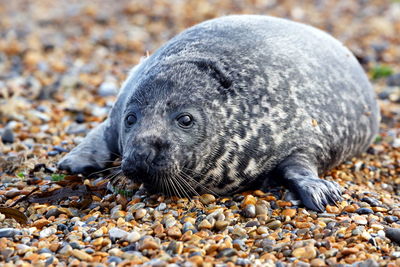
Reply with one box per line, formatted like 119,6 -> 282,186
119,58 -> 238,196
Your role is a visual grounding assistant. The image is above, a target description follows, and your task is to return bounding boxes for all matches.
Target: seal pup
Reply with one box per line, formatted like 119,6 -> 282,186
58,15 -> 380,211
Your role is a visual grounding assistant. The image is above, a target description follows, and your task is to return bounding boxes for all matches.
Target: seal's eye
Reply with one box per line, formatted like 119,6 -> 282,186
125,114 -> 137,127
176,114 -> 194,128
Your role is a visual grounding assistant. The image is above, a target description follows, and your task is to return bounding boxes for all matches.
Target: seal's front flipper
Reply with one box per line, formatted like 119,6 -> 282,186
273,155 -> 342,212
58,119 -> 116,175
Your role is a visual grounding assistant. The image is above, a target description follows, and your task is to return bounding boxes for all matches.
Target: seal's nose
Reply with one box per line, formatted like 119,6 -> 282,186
122,139 -> 170,177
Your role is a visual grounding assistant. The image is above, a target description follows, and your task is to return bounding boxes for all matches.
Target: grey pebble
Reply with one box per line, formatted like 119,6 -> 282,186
387,73 -> 400,86
0,228 -> 21,238
356,208 -> 374,215
107,256 -> 123,264
242,204 -> 256,218
109,227 -> 129,240
1,128 -> 14,144
216,248 -> 237,258
156,203 -> 167,211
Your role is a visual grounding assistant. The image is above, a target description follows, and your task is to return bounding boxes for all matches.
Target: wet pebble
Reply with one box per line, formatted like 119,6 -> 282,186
0,228 -> 21,238
243,204 -> 256,218
200,194 -> 216,205
385,227 -> 400,244
355,208 -> 374,215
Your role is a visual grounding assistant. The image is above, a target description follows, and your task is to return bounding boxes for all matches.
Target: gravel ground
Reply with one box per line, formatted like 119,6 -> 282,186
1,0 -> 400,266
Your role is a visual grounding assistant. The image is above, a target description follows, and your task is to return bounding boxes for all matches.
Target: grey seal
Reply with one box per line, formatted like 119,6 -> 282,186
58,15 -> 380,212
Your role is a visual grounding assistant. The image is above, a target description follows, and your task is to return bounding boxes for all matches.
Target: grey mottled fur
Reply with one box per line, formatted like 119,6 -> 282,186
58,15 -> 380,211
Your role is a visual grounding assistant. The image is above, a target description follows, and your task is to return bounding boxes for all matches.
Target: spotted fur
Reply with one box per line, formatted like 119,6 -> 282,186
58,15 -> 379,211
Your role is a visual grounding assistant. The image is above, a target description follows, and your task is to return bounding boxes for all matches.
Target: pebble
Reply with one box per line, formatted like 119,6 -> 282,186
71,249 -> 93,261
58,244 -> 72,255
215,220 -> 229,231
282,208 -> 297,218
109,227 -> 129,240
200,194 -> 216,205
47,150 -> 59,156
353,215 -> 368,225
167,226 -> 182,239
33,219 -> 51,229
39,228 -> 57,238
138,238 -> 160,250
243,204 -> 256,218
0,228 -> 21,238
126,231 -> 141,242
266,220 -> 282,230
355,208 -> 374,215
310,258 -> 326,267
292,246 -> 317,260
198,219 -> 212,230
1,128 -> 14,144
385,227 -> 400,244
387,73 -> 400,86
216,248 -> 237,258
135,208 -> 147,220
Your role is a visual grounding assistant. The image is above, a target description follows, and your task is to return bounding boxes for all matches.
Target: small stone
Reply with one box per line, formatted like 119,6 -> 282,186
107,256 -> 122,265
39,228 -> 56,238
58,244 -> 72,255
126,231 -> 141,242
71,249 -> 93,261
292,246 -> 317,260
47,150 -> 59,157
92,228 -> 104,238
257,226 -> 269,235
282,209 -> 297,218
45,208 -> 62,218
98,80 -> 118,96
139,238 -> 160,250
216,248 -> 237,258
385,227 -> 400,244
156,203 -> 167,211
341,247 -> 358,256
242,195 -> 257,207
266,220 -> 282,230
255,200 -> 270,216
384,216 -> 399,223
109,227 -> 128,240
108,248 -> 123,257
215,220 -> 229,231
232,226 -> 247,238
326,205 -> 340,214
167,226 -> 182,239
107,256 -> 123,264
33,219 -> 51,229
189,255 -> 203,265
200,194 -> 216,205
371,207 -> 388,212
353,215 -> 368,225
387,73 -> 400,86
243,204 -> 256,218
198,219 -> 212,230
135,208 -> 147,220
355,208 -> 374,215
1,128 -> 14,144
1,248 -> 14,259
310,258 -> 326,267
91,237 -> 104,246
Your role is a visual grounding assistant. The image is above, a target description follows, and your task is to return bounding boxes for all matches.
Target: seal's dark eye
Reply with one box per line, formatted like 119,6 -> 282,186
125,114 -> 137,127
176,114 -> 194,128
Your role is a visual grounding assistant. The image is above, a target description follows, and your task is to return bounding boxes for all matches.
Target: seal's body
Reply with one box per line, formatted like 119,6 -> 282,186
59,15 -> 379,211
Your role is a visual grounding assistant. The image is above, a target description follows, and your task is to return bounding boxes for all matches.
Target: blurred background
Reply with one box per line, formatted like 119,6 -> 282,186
0,0 -> 399,165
